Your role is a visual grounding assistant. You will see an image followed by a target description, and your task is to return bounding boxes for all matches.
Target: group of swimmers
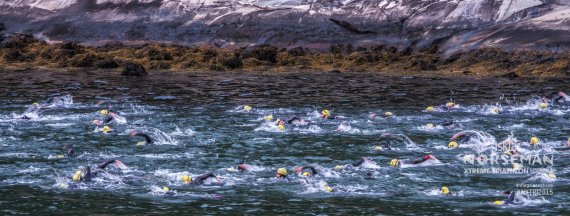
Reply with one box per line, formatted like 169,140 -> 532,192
15,90 -> 570,204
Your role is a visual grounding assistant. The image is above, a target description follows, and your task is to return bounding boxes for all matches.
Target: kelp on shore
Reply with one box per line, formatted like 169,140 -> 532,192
1,33 -> 569,77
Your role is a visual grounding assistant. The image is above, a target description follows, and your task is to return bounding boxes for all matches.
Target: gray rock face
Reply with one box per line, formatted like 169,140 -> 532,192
1,0 -> 570,52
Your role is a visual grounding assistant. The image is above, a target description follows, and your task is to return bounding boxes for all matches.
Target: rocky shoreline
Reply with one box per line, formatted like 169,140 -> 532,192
1,32 -> 569,78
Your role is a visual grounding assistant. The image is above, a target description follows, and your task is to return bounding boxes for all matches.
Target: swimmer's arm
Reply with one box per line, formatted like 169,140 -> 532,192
352,159 -> 365,167
136,134 -> 153,144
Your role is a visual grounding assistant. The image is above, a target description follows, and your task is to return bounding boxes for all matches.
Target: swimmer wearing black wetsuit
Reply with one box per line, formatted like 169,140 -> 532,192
129,130 -> 153,145
73,159 -> 125,182
294,166 -> 318,176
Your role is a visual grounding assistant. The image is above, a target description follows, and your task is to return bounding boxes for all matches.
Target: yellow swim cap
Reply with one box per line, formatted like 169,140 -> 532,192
99,109 -> 109,115
57,154 -> 65,159
58,183 -> 69,189
322,110 -> 331,118
530,136 -> 539,145
448,141 -> 458,148
324,186 -> 333,193
277,125 -> 285,131
512,163 -> 522,170
243,105 -> 252,112
426,106 -> 434,112
547,173 -> 556,179
277,168 -> 287,176
102,126 -> 112,133
426,123 -> 434,128
384,112 -> 393,117
182,175 -> 192,184
390,159 -> 399,167
446,102 -> 455,107
302,172 -> 311,177
373,145 -> 383,150
493,200 -> 504,205
441,186 -> 449,195
32,102 -> 40,106
335,165 -> 345,170
264,114 -> 273,122
136,141 -> 146,146
539,103 -> 547,109
162,187 -> 170,192
491,107 -> 500,114
72,171 -> 82,181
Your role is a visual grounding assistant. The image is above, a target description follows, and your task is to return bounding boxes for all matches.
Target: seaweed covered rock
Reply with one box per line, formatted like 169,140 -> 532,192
121,62 -> 147,76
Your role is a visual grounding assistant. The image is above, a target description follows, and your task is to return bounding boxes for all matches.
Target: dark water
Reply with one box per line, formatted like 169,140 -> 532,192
0,70 -> 569,214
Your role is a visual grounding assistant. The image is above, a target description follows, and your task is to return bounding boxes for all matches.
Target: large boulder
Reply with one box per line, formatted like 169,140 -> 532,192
121,62 -> 147,76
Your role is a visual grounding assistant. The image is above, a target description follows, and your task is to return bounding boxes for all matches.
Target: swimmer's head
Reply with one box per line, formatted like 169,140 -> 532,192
491,107 -> 500,114
425,123 -> 434,128
276,168 -> 287,177
162,187 -> 170,192
275,119 -> 285,126
425,106 -> 434,112
493,200 -> 504,205
182,175 -> 192,184
383,112 -> 393,118
32,102 -> 40,106
373,145 -> 383,150
101,126 -> 112,133
441,186 -> 449,195
302,172 -> 312,177
335,165 -> 345,170
243,105 -> 252,112
448,141 -> 458,148
321,110 -> 331,118
99,109 -> 109,115
264,115 -> 273,122
277,125 -> 285,131
446,102 -> 455,108
323,186 -> 333,193
136,141 -> 146,146
72,171 -> 82,181
530,136 -> 539,145
512,163 -> 522,170
539,102 -> 547,109
390,159 -> 399,167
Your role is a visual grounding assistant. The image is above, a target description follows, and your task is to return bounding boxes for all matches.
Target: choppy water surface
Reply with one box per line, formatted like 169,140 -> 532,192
0,71 -> 569,214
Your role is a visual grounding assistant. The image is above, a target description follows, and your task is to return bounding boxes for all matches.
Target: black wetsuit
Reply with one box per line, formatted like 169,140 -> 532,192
135,133 -> 153,145
78,160 -> 118,182
191,173 -> 218,186
412,156 -> 431,165
299,166 -> 318,176
287,116 -> 304,124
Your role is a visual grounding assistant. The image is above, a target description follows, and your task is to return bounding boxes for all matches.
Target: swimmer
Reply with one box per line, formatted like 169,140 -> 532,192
56,144 -> 75,158
181,173 -> 222,186
548,91 -> 569,104
287,116 -> 309,125
390,155 -> 438,167
129,130 -> 153,146
493,191 -> 517,205
336,157 -> 379,172
72,159 -> 127,182
321,109 -> 345,119
294,165 -> 318,177
411,155 -> 438,165
276,168 -> 288,178
449,131 -> 475,142
369,112 -> 393,119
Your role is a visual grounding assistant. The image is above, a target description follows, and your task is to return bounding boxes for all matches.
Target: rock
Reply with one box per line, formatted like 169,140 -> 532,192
95,59 -> 119,69
3,49 -> 25,62
121,62 -> 147,76
247,45 -> 278,63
